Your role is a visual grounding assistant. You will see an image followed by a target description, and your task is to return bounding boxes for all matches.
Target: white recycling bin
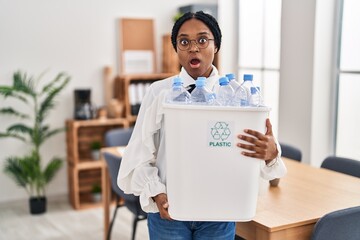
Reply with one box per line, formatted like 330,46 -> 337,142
163,103 -> 271,221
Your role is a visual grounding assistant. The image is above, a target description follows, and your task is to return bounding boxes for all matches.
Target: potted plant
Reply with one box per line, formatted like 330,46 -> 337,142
91,183 -> 102,202
0,70 -> 70,214
90,141 -> 102,160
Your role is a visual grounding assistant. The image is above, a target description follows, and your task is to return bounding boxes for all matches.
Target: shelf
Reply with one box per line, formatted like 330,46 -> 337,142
114,73 -> 174,122
77,160 -> 104,170
71,118 -> 128,127
66,118 -> 129,210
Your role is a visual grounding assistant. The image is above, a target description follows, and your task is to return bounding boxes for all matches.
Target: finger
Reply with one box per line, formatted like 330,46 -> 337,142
241,150 -> 266,160
238,133 -> 257,144
237,142 -> 266,152
154,194 -> 172,220
265,118 -> 273,136
238,134 -> 267,147
159,207 -> 172,220
239,142 -> 265,156
242,129 -> 268,141
159,203 -> 172,220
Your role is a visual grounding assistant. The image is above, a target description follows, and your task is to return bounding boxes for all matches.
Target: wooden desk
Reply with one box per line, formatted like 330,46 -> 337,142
101,150 -> 360,240
236,158 -> 360,240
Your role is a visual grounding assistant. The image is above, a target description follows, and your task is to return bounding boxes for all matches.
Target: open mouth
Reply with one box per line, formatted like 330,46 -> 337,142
190,58 -> 201,68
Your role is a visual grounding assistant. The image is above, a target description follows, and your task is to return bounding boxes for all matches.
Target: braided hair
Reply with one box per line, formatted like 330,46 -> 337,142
171,11 -> 222,53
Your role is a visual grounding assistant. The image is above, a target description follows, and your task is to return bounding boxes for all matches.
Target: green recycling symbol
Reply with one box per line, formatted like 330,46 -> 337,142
211,122 -> 231,141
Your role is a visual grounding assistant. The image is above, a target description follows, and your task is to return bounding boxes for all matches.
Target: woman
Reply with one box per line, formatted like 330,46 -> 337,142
118,11 -> 286,240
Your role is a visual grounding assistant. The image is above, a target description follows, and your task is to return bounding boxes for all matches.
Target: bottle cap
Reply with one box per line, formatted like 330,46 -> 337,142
173,77 -> 182,83
173,77 -> 182,86
219,77 -> 229,86
225,73 -> 235,81
195,79 -> 206,87
243,74 -> 253,81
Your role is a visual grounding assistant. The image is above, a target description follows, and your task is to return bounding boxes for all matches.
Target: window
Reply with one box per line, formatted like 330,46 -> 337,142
336,0 -> 360,160
237,0 -> 282,134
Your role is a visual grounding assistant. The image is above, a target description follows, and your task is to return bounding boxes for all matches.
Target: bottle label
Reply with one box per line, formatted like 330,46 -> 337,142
207,121 -> 234,148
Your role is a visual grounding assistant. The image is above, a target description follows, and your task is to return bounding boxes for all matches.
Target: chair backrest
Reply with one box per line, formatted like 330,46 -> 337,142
105,127 -> 134,147
320,156 -> 360,178
279,142 -> 302,161
103,152 -> 138,202
311,206 -> 360,240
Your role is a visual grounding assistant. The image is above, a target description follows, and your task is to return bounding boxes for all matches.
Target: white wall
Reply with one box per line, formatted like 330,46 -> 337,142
279,0 -> 316,164
0,0 -> 217,203
217,0 -> 238,75
311,0 -> 338,166
279,0 -> 338,165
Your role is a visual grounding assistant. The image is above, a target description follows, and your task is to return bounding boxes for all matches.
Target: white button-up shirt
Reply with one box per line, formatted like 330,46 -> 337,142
118,67 -> 287,213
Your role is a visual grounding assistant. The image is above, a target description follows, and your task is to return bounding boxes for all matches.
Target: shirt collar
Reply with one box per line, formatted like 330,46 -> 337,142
178,66 -> 219,89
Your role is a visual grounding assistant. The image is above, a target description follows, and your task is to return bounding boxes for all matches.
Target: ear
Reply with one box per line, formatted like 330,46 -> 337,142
214,47 -> 219,54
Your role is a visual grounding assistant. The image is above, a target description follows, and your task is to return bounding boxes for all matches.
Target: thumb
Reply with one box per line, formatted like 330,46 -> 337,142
265,118 -> 273,136
155,193 -> 169,209
162,201 -> 169,209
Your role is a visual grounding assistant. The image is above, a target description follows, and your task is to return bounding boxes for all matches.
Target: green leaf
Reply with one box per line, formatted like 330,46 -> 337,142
3,153 -> 43,196
13,71 -> 36,97
0,108 -> 29,119
7,124 -> 33,136
42,127 -> 65,142
3,156 -> 28,188
1,70 -> 70,197
38,74 -> 70,122
0,86 -> 28,103
0,132 -> 27,142
43,157 -> 63,183
41,72 -> 67,94
0,86 -> 14,97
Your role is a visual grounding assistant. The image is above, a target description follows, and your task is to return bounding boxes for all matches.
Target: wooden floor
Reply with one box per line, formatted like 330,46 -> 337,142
0,195 -> 149,240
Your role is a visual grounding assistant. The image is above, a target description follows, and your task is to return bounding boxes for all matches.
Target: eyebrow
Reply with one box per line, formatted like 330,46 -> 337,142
177,31 -> 211,38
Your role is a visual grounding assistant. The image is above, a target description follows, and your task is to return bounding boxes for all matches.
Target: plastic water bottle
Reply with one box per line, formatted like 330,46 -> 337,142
166,77 -> 191,103
256,86 -> 264,106
190,77 -> 216,105
233,84 -> 248,106
250,87 -> 262,106
240,74 -> 262,107
216,77 -> 234,106
226,73 -> 241,92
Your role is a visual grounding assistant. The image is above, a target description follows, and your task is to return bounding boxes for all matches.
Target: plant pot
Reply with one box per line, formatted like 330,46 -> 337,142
29,197 -> 47,214
92,193 -> 102,202
91,150 -> 100,160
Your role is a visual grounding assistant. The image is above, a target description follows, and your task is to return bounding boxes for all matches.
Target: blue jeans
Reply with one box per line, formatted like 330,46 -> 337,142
147,213 -> 235,240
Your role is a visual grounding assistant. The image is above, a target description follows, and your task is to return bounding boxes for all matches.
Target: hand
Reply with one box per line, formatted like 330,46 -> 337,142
236,118 -> 278,162
153,193 -> 172,220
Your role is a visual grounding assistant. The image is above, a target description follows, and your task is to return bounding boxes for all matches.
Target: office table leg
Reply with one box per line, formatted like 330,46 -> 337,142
102,164 -> 110,240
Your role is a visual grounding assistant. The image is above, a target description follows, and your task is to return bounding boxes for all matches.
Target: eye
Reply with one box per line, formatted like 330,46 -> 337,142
179,39 -> 189,46
198,37 -> 208,45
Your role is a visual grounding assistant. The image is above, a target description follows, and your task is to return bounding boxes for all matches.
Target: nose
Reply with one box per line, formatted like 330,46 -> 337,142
189,40 -> 199,52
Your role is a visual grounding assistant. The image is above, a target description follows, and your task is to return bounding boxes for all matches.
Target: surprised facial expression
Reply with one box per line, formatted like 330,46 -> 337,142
176,18 -> 217,79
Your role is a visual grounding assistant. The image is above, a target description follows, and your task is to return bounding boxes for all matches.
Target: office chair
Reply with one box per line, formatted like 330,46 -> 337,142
320,156 -> 360,178
104,127 -> 147,240
103,152 -> 147,240
105,127 -> 134,147
311,206 -> 360,240
279,142 -> 302,161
